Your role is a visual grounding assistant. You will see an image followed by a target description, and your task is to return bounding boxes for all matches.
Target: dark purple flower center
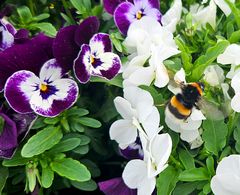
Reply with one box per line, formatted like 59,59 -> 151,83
135,8 -> 145,20
40,84 -> 58,99
89,55 -> 102,68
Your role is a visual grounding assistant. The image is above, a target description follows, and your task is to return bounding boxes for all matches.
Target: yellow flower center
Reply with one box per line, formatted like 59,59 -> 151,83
136,11 -> 142,20
90,55 -> 95,64
40,84 -> 48,92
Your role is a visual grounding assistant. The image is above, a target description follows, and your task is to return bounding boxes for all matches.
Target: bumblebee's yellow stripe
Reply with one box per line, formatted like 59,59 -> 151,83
170,96 -> 191,116
190,83 -> 203,96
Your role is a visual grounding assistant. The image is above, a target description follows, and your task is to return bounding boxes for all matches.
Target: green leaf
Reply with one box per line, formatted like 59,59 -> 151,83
49,138 -> 81,153
21,126 -> 63,158
26,167 -> 38,192
17,6 -> 33,23
71,179 -> 97,191
2,150 -> 30,167
51,158 -> 91,182
44,117 -> 60,125
61,117 -> 70,131
0,115 -> 5,135
31,117 -> 46,129
30,22 -> 57,37
206,156 -> 215,176
203,183 -> 211,194
202,120 -> 228,156
81,159 -> 101,178
225,0 -> 240,29
229,30 -> 240,43
67,107 -> 89,117
41,166 -> 54,188
157,166 -> 180,195
178,168 -> 209,181
70,122 -> 85,132
191,40 -> 229,80
90,74 -> 123,88
173,182 -> 199,195
78,117 -> 101,128
0,166 -> 8,193
70,0 -> 86,13
73,145 -> 89,155
179,149 -> 195,169
32,13 -> 50,22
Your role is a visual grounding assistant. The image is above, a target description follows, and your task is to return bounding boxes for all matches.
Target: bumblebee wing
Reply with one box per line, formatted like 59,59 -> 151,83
198,98 -> 225,120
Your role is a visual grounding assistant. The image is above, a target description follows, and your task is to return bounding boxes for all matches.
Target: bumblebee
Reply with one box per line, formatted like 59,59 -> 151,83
167,82 -> 205,120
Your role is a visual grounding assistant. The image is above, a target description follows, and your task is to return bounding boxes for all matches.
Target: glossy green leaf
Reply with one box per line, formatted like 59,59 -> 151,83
206,156 -> 215,176
71,179 -> 97,191
3,150 -> 30,167
17,6 -> 33,23
173,182 -> 199,195
41,166 -> 54,188
202,120 -> 228,156
49,138 -> 81,153
73,145 -> 89,155
51,158 -> 91,182
0,166 -> 8,193
90,74 -> 123,88
179,149 -> 195,169
78,117 -> 101,128
178,168 -> 209,181
157,166 -> 180,195
21,126 -> 63,158
30,22 -> 57,37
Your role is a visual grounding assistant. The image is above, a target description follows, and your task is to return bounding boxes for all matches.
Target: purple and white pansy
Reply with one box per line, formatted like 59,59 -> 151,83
113,0 -> 161,35
4,59 -> 79,117
74,33 -> 121,83
0,18 -> 17,51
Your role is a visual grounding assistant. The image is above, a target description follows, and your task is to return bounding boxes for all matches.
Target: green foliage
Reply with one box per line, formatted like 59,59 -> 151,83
202,120 -> 228,156
0,166 -> 8,194
21,126 -> 63,158
71,179 -> 97,191
50,158 -> 91,182
0,116 -> 5,135
178,168 -> 210,182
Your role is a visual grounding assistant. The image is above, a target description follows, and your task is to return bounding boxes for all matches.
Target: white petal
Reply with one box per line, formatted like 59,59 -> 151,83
141,107 -> 160,140
161,0 -> 182,32
190,108 -> 206,120
174,68 -> 186,83
214,0 -> 235,16
123,86 -> 154,109
217,44 -> 240,65
216,155 -> 240,176
180,129 -> 200,142
109,119 -> 138,145
203,65 -> 225,86
30,91 -> 53,111
154,64 -> 170,88
190,136 -> 204,149
39,59 -> 63,83
114,97 -> 136,119
126,66 -> 155,87
122,159 -> 148,189
231,72 -> 240,93
180,117 -> 202,131
137,177 -> 156,195
165,108 -> 182,133
151,134 -> 172,168
231,93 -> 240,112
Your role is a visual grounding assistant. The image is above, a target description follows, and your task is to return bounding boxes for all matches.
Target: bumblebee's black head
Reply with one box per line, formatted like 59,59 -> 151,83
181,82 -> 204,104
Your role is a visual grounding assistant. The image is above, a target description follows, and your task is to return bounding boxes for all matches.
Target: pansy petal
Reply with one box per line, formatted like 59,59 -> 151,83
53,25 -> 79,71
74,44 -> 91,83
154,64 -> 170,88
214,0 -> 235,16
74,16 -> 100,47
14,29 -> 29,43
92,52 -> 121,80
190,108 -> 206,121
40,59 -> 63,83
4,71 -> 39,113
231,93 -> 240,112
114,2 -> 134,35
90,33 -> 112,54
217,44 -> 240,65
103,0 -> 131,15
30,79 -> 78,117
0,25 -> 14,50
231,72 -> 240,93
110,119 -> 138,145
180,129 -> 200,142
114,97 -> 137,119
134,0 -> 159,9
0,34 -> 53,92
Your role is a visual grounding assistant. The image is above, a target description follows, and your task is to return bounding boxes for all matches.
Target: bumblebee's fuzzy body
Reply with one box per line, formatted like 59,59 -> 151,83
168,82 -> 204,120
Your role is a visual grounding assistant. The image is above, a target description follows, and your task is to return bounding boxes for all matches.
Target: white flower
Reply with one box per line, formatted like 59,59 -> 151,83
165,68 -> 206,143
211,155 -> 240,195
217,44 -> 240,78
203,65 -> 225,86
190,0 -> 217,29
214,0 -> 235,16
230,71 -> 240,112
122,133 -> 172,195
109,86 -> 160,147
161,0 -> 183,33
122,16 -> 180,88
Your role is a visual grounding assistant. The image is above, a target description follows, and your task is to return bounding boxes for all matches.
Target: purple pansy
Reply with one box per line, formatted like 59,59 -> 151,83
0,107 -> 36,159
114,0 -> 161,35
74,33 -> 121,83
120,136 -> 144,160
4,59 -> 79,117
53,16 -> 100,71
0,33 -> 53,92
0,19 -> 17,51
98,177 -> 137,195
103,0 -> 133,15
